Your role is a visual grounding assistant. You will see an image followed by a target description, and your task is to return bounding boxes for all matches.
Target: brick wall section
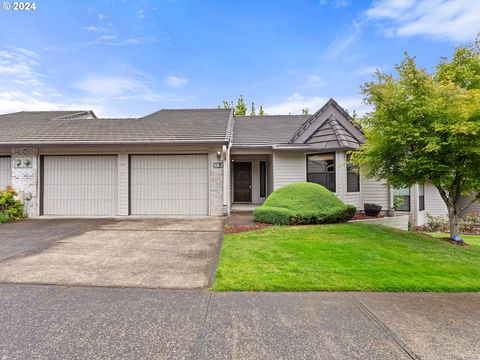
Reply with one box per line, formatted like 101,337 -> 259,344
209,149 -> 225,216
10,147 -> 39,217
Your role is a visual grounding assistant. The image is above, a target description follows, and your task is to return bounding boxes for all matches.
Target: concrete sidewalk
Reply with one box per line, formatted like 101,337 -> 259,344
0,284 -> 478,359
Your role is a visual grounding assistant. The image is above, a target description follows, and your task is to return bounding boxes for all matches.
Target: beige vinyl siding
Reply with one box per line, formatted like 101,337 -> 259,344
274,152 -> 306,190
345,193 -> 361,208
360,176 -> 390,209
0,157 -> 10,189
130,154 -> 208,215
424,183 -> 448,216
42,155 -> 118,216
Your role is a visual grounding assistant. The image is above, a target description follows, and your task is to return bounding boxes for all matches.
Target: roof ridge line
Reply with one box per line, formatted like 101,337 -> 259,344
53,111 -> 97,120
329,116 -> 349,148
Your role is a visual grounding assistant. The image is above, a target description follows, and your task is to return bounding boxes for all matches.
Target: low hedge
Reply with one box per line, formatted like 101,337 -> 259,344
254,182 -> 356,225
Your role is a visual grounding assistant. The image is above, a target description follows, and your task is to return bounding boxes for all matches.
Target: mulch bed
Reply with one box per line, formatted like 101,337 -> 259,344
352,213 -> 385,220
225,223 -> 272,234
436,237 -> 470,247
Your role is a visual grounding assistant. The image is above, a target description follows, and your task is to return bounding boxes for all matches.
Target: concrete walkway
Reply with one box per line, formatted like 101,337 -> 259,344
0,284 -> 478,359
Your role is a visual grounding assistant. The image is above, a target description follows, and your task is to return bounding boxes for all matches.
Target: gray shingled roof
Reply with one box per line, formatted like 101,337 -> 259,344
0,109 -> 232,145
232,115 -> 310,146
306,117 -> 360,150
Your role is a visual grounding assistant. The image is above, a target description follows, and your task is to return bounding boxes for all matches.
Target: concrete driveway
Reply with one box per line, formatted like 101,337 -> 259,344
0,218 -> 223,289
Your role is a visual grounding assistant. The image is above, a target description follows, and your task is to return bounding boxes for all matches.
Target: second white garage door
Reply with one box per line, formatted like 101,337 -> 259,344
130,155 -> 209,215
42,155 -> 118,216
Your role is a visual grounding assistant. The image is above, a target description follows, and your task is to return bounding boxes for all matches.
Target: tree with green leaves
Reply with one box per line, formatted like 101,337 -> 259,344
219,95 -> 266,116
302,108 -> 309,115
235,95 -> 247,115
250,102 -> 256,116
351,39 -> 480,240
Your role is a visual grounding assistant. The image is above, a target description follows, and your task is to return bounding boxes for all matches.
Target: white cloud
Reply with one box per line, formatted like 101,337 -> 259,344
98,35 -> 117,41
366,0 -> 480,42
74,76 -> 144,97
320,0 -> 350,7
0,91 -> 99,114
164,75 -> 188,88
84,25 -> 107,32
323,21 -> 362,59
74,72 -> 192,104
265,93 -> 370,116
0,48 -> 102,114
308,74 -> 323,82
355,65 -> 381,77
332,0 -> 350,8
0,49 -> 38,77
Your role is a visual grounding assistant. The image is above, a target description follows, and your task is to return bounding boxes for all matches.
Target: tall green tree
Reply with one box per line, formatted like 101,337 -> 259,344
218,96 -> 266,116
235,95 -> 247,115
250,102 -> 256,116
302,108 -> 310,115
352,41 -> 480,239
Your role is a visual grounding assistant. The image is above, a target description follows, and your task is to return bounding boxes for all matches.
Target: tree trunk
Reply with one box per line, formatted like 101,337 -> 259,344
446,204 -> 461,239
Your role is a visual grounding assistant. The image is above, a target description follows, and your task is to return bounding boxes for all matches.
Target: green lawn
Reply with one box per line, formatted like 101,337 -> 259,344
212,223 -> 480,292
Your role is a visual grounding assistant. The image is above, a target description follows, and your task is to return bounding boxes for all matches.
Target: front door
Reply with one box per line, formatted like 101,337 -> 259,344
234,162 -> 252,202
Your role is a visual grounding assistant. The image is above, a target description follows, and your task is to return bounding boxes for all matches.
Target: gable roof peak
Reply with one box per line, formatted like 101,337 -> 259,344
288,99 -> 364,146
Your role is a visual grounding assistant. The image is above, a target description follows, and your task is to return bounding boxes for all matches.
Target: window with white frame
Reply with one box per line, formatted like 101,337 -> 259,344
307,153 -> 336,192
346,154 -> 360,192
418,184 -> 425,211
393,187 -> 411,211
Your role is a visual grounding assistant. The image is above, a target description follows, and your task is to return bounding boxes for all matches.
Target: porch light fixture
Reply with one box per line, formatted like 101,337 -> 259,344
15,159 -> 22,167
23,159 -> 31,167
216,151 -> 222,161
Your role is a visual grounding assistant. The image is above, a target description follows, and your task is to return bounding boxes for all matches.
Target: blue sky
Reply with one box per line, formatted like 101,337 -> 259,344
0,0 -> 479,117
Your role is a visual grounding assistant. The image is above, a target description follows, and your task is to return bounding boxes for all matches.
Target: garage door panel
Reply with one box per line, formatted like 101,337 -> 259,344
130,155 -> 208,215
0,157 -> 10,190
132,183 -> 193,200
43,156 -> 118,216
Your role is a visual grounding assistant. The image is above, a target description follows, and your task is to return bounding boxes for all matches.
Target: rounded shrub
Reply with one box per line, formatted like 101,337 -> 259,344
0,186 -> 24,222
253,182 -> 356,225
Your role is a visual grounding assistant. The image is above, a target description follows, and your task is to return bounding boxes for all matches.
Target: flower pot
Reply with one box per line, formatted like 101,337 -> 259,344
364,203 -> 382,217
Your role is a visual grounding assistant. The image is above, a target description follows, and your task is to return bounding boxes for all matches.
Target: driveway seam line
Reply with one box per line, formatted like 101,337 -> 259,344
206,219 -> 225,288
350,294 -> 420,360
190,292 -> 213,359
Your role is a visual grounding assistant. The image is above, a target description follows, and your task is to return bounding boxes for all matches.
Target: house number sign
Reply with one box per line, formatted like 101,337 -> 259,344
213,162 -> 223,168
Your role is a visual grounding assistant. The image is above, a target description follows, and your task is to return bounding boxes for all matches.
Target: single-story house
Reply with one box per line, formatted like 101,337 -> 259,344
0,99 -> 477,224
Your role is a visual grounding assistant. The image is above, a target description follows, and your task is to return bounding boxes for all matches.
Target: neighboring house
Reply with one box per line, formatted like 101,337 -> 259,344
0,99 -> 477,224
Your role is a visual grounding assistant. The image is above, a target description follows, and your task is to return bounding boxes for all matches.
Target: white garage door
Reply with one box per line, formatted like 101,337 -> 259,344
130,155 -> 209,215
0,157 -> 10,189
42,156 -> 118,216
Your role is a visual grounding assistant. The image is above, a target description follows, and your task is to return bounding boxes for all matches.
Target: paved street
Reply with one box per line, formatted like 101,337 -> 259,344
0,284 -> 478,359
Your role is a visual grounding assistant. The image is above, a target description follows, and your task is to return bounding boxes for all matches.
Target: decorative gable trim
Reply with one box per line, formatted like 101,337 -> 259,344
288,98 -> 364,145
